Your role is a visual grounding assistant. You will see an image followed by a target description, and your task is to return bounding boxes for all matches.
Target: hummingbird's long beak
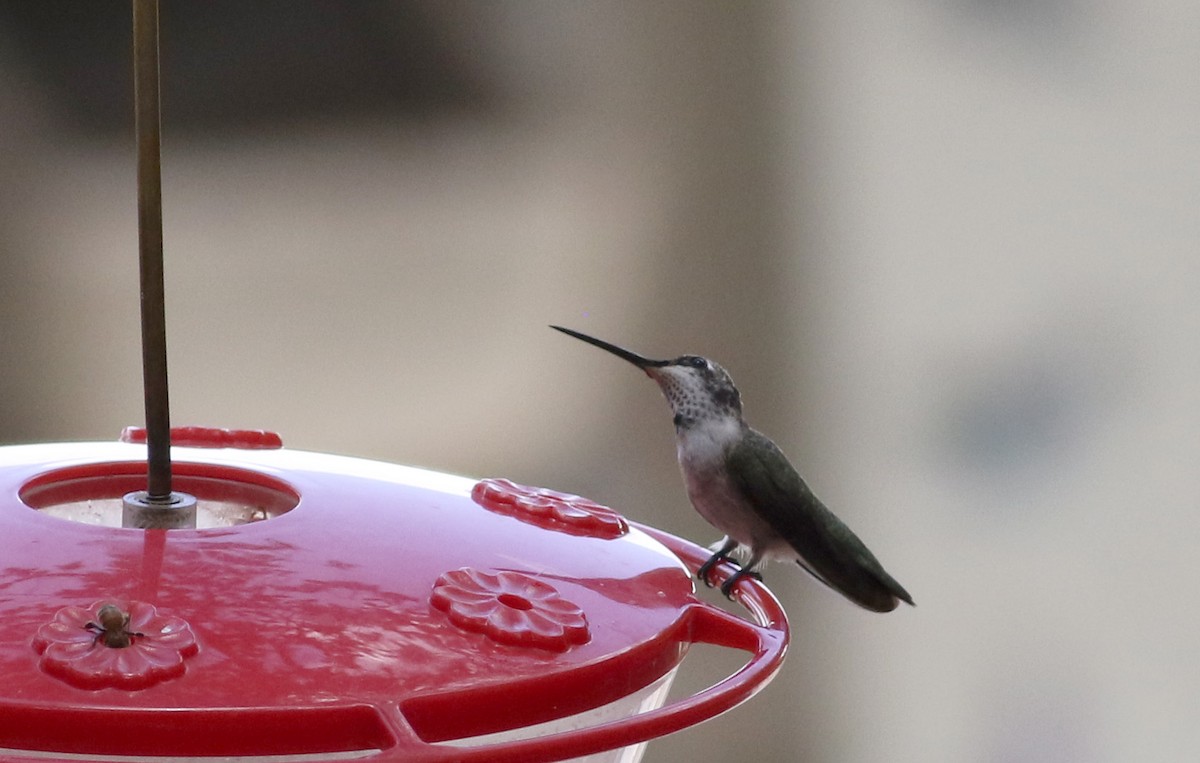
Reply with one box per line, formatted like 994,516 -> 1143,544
550,326 -> 669,370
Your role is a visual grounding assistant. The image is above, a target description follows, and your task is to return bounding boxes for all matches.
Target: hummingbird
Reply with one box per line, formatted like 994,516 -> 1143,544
551,326 -> 914,612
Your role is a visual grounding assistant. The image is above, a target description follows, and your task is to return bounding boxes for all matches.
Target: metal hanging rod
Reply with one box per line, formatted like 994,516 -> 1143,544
132,0 -> 172,501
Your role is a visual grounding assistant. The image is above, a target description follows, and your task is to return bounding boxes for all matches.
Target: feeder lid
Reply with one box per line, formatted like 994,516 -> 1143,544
0,438 -> 787,762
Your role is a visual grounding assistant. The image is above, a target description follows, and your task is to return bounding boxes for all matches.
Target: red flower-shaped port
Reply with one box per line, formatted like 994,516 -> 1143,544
431,568 -> 589,652
33,600 -> 198,690
472,478 -> 629,539
120,425 -> 282,449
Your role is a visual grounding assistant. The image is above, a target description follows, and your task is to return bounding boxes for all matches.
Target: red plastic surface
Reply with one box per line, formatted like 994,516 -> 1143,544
0,443 -> 788,762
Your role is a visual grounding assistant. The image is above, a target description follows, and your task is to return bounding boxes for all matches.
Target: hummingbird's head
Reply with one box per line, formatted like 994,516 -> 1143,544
550,326 -> 743,431
646,355 -> 742,430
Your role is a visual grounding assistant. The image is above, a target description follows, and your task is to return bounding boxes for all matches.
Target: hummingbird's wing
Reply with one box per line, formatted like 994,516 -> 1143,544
727,429 -> 914,612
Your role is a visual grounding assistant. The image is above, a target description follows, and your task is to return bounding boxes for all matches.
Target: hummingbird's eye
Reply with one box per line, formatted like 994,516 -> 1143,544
689,357 -> 707,369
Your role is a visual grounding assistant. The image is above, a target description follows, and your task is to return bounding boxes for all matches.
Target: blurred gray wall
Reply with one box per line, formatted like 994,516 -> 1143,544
1,2 -> 1197,761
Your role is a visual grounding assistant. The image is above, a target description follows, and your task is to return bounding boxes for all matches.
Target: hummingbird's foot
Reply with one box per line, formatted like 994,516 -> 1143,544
719,569 -> 765,598
718,552 -> 764,599
697,538 -> 740,588
697,553 -> 725,588
719,568 -> 748,599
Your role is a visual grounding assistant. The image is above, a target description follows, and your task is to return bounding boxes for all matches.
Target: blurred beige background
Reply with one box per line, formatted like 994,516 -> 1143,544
1,2 -> 1197,761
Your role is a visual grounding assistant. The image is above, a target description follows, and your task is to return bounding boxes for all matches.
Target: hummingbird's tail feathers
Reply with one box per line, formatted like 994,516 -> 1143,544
794,557 -> 909,612
789,510 -> 915,612
885,574 -> 915,608
729,430 -> 915,613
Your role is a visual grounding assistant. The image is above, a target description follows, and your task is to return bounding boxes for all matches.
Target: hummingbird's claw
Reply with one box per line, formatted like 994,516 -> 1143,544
697,553 -> 725,587
697,538 -> 740,588
719,575 -> 740,599
718,566 -> 763,599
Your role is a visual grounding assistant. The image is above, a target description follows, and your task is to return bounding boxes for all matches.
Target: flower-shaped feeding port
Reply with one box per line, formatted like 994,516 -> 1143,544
33,600 -> 198,690
120,425 -> 283,449
431,568 -> 589,652
472,478 -> 629,539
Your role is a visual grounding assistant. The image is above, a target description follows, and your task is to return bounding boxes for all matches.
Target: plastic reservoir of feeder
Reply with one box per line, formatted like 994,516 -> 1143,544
0,429 -> 788,763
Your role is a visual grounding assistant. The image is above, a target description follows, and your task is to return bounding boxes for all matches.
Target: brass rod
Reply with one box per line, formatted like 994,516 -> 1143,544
132,0 -> 172,500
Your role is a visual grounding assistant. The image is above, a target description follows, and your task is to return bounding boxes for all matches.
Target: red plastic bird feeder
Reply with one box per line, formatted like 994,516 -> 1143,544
0,434 -> 788,762
0,3 -> 789,760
